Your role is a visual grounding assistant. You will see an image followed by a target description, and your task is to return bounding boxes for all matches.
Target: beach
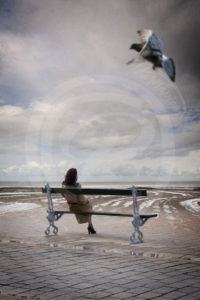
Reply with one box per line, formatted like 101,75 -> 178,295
0,183 -> 200,252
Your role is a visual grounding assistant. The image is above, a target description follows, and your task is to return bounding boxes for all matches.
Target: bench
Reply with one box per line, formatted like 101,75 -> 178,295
42,184 -> 157,244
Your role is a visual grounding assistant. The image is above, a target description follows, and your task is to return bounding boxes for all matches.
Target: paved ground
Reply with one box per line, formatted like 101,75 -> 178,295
0,239 -> 200,300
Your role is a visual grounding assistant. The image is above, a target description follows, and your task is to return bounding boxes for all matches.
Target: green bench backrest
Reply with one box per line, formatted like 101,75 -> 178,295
42,187 -> 147,197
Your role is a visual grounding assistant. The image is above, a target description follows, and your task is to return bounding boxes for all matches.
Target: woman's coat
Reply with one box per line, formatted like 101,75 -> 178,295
62,182 -> 93,224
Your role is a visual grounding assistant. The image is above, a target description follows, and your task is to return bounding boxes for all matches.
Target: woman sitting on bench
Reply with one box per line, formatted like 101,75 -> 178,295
62,168 -> 96,234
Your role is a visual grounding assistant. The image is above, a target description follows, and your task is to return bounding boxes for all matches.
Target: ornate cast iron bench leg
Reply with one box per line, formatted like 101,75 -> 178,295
130,215 -> 144,244
44,184 -> 58,236
45,211 -> 58,236
130,186 -> 144,244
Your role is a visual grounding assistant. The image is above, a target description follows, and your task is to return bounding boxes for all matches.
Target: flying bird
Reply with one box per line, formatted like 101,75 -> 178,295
127,30 -> 176,82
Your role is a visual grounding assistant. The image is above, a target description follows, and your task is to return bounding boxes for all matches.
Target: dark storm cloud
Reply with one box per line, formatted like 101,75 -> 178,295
0,0 -> 37,34
0,0 -> 199,108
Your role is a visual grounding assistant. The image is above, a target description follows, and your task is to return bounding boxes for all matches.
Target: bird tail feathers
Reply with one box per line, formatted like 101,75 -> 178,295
169,58 -> 176,81
162,57 -> 176,82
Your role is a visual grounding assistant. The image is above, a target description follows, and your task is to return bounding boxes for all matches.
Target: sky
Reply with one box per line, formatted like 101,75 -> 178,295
0,0 -> 200,183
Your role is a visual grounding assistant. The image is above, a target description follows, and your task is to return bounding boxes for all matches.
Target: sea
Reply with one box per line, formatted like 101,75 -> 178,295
0,181 -> 199,190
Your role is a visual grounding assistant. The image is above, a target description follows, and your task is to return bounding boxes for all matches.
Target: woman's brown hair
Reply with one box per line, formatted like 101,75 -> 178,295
65,168 -> 77,185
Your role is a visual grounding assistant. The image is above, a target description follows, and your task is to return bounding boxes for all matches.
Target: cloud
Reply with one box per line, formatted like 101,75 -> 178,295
0,75 -> 198,152
0,31 -> 69,101
1,0 -> 199,106
3,161 -> 61,175
22,75 -> 185,155
0,0 -> 199,181
1,74 -> 199,181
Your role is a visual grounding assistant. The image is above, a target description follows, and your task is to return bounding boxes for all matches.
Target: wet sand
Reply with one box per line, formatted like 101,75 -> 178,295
0,186 -> 200,257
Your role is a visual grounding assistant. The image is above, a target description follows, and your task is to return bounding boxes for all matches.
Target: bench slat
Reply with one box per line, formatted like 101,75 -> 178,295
42,187 -> 147,196
54,210 -> 157,218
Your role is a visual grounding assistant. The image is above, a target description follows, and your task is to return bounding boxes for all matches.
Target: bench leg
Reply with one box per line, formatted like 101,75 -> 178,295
45,211 -> 58,236
130,186 -> 144,244
130,215 -> 144,244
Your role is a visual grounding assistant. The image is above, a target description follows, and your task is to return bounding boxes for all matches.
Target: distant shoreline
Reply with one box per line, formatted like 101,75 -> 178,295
0,181 -> 199,189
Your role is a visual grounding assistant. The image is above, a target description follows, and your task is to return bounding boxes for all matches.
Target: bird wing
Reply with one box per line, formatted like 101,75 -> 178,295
137,30 -> 163,58
129,43 -> 144,52
162,57 -> 176,82
148,32 -> 162,51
